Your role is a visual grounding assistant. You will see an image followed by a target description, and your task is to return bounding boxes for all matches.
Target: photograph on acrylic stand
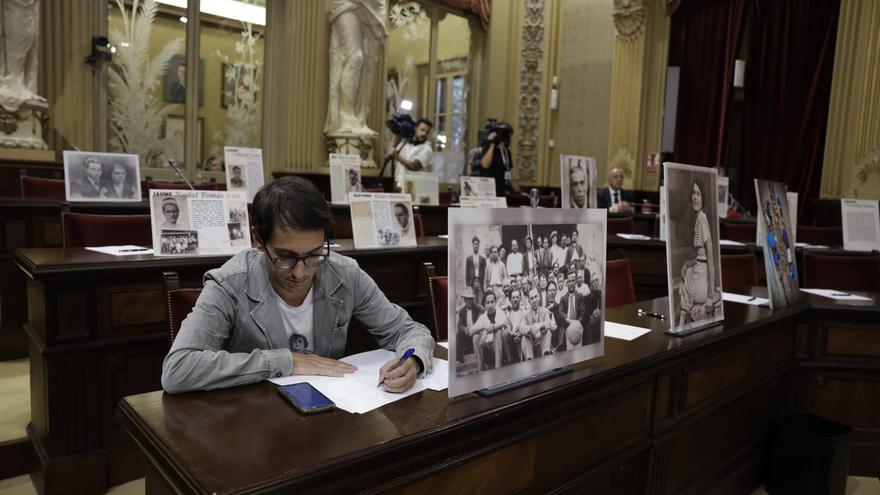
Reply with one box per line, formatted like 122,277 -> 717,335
754,179 -> 800,309
349,193 -> 418,249
63,151 -> 142,202
663,162 -> 724,335
560,155 -> 597,209
448,208 -> 606,397
460,176 -> 497,199
329,154 -> 364,205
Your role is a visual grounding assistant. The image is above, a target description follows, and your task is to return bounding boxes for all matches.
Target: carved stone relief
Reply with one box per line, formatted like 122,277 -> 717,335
516,0 -> 544,184
612,0 -> 645,41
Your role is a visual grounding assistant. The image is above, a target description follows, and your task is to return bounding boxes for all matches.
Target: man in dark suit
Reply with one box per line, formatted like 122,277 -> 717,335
556,271 -> 586,349
465,236 -> 487,305
597,167 -> 633,213
71,156 -> 104,198
582,269 -> 603,346
565,229 -> 585,266
456,287 -> 481,364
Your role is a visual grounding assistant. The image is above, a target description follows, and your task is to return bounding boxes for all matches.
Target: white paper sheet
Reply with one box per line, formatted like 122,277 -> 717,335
799,288 -> 872,301
719,239 -> 746,246
721,292 -> 770,306
269,349 -> 448,413
604,321 -> 651,341
85,245 -> 153,256
616,233 -> 652,240
437,234 -> 448,240
795,242 -> 829,249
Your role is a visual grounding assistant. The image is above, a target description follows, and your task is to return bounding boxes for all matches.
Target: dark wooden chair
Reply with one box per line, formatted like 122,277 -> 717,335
413,212 -> 425,239
21,176 -> 66,200
803,252 -> 880,292
797,226 -> 843,248
424,262 -> 448,341
720,221 -> 757,243
606,259 -> 637,308
61,212 -> 152,247
607,217 -> 634,237
163,272 -> 203,344
721,254 -> 760,294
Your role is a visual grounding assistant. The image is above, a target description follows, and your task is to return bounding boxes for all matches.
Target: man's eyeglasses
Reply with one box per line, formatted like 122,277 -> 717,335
265,241 -> 330,270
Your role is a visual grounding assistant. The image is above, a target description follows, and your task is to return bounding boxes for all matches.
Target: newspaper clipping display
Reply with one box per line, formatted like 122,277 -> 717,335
63,150 -> 142,202
448,207 -> 606,397
150,189 -> 251,256
224,146 -> 265,202
560,155 -> 598,209
461,196 -> 508,208
349,192 -> 418,249
754,179 -> 800,309
402,171 -> 439,205
460,176 -> 497,198
841,198 -> 880,252
329,153 -> 364,204
663,163 -> 724,335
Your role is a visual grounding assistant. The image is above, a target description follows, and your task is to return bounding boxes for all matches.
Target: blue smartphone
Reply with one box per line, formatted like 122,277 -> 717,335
277,383 -> 336,414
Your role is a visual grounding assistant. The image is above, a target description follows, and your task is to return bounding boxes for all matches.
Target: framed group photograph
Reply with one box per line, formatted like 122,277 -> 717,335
754,179 -> 800,308
448,208 -> 606,397
62,151 -> 142,202
560,155 -> 597,209
663,162 -> 724,335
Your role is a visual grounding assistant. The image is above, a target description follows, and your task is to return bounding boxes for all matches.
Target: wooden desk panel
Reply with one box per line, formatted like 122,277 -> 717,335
16,240 -> 448,494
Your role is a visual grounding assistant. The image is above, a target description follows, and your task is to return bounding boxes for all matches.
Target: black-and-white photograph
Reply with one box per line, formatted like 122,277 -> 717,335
63,151 -> 142,202
448,208 -> 606,397
460,176 -> 496,199
152,195 -> 191,232
345,167 -> 364,195
228,222 -> 245,242
560,155 -> 597,209
376,228 -> 400,247
350,193 -> 417,249
163,54 -> 204,105
228,164 -> 247,190
663,162 -> 724,334
160,231 -> 198,255
229,206 -> 247,224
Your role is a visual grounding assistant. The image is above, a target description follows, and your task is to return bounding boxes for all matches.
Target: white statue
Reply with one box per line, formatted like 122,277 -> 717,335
325,0 -> 387,137
0,0 -> 48,150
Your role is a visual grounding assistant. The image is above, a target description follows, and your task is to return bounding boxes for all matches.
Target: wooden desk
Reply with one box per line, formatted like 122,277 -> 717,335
0,198 -> 151,359
117,294 -> 879,494
15,239 -> 448,495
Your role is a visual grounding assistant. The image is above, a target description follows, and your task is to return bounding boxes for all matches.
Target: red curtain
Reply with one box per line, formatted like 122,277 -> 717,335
740,0 -> 840,221
669,0 -> 746,168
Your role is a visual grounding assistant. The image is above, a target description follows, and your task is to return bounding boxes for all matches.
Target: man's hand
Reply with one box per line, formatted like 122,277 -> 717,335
486,131 -> 497,143
292,353 -> 357,377
378,357 -> 418,393
618,200 -> 633,213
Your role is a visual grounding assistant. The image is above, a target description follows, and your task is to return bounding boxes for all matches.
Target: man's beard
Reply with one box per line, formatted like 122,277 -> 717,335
410,135 -> 427,145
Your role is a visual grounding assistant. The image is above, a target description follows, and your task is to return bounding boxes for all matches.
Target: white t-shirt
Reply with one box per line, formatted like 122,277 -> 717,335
273,287 -> 314,353
506,252 -> 523,276
394,140 -> 434,190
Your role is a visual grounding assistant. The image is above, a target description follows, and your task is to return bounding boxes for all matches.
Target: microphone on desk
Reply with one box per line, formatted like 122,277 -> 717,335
530,188 -> 539,208
167,159 -> 196,191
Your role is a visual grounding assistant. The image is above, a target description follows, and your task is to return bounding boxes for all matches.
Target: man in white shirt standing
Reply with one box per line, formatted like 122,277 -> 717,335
506,239 -> 524,278
550,231 -> 566,271
386,118 -> 435,191
484,245 -> 508,291
597,167 -> 634,213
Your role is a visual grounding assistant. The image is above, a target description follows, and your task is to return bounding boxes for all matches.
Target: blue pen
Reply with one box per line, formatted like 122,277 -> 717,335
378,348 -> 415,388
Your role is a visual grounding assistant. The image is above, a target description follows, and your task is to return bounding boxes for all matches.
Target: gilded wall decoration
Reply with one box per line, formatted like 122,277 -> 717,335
612,0 -> 645,41
516,0 -> 544,184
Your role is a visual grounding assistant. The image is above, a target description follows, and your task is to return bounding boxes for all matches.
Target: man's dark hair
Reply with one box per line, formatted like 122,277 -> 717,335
416,118 -> 433,129
252,176 -> 334,243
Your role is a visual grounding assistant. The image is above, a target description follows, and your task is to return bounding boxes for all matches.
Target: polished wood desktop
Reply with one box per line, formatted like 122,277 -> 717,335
15,239 -> 448,495
118,291 -> 880,495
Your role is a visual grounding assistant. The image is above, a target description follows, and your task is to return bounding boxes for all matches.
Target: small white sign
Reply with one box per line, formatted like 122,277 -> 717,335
150,189 -> 251,256
224,146 -> 264,202
329,154 -> 364,205
841,198 -> 880,252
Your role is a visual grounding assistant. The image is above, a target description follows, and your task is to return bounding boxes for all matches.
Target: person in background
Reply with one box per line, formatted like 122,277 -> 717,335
506,239 -> 524,278
387,118 -> 434,192
475,122 -> 526,198
598,167 -> 633,213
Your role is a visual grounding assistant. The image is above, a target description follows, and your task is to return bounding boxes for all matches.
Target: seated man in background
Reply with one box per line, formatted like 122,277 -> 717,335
597,167 -> 634,213
162,176 -> 434,394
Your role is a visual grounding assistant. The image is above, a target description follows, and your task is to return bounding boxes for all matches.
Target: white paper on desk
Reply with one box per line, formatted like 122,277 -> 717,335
719,239 -> 746,246
799,288 -> 872,301
437,234 -> 448,239
269,349 -> 446,413
422,358 -> 449,391
796,242 -> 829,249
85,245 -> 154,256
604,321 -> 651,341
722,292 -> 770,306
616,233 -> 652,240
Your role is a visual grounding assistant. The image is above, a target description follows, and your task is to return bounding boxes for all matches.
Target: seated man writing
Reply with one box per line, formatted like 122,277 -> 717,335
162,177 -> 435,394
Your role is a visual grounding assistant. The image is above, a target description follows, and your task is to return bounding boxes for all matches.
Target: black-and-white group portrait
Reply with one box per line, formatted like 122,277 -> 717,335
160,231 -> 198,255
63,151 -> 142,202
449,208 -> 607,393
560,155 -> 597,209
663,163 -> 724,334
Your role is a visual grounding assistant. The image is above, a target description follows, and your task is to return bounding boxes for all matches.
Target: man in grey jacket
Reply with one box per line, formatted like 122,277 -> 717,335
162,176 -> 435,394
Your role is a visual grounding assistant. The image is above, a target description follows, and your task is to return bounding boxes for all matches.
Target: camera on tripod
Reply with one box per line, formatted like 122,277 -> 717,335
478,119 -> 513,146
385,113 -> 416,139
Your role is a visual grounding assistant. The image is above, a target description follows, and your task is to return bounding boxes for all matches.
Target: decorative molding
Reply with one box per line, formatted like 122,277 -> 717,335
854,148 -> 880,192
610,147 -> 635,180
516,0 -> 544,184
612,0 -> 645,41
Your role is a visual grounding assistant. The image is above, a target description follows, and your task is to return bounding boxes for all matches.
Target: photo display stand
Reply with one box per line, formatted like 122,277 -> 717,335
662,163 -> 724,336
460,176 -> 497,199
63,150 -> 143,202
329,153 -> 363,205
349,192 -> 418,249
448,207 -> 607,398
560,155 -> 598,209
402,171 -> 439,205
224,146 -> 264,203
754,179 -> 800,309
149,189 -> 251,256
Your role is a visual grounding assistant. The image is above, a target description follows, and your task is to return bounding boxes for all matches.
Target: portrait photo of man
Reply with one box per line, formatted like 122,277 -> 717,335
229,165 -> 246,189
394,202 -> 410,235
70,156 -> 104,199
156,196 -> 190,232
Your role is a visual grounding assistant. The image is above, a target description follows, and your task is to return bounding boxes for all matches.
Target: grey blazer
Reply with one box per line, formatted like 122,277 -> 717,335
161,249 -> 435,393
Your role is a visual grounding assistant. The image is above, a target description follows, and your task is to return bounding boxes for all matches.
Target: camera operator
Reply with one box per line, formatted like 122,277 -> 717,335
473,121 -> 525,197
385,116 -> 435,191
